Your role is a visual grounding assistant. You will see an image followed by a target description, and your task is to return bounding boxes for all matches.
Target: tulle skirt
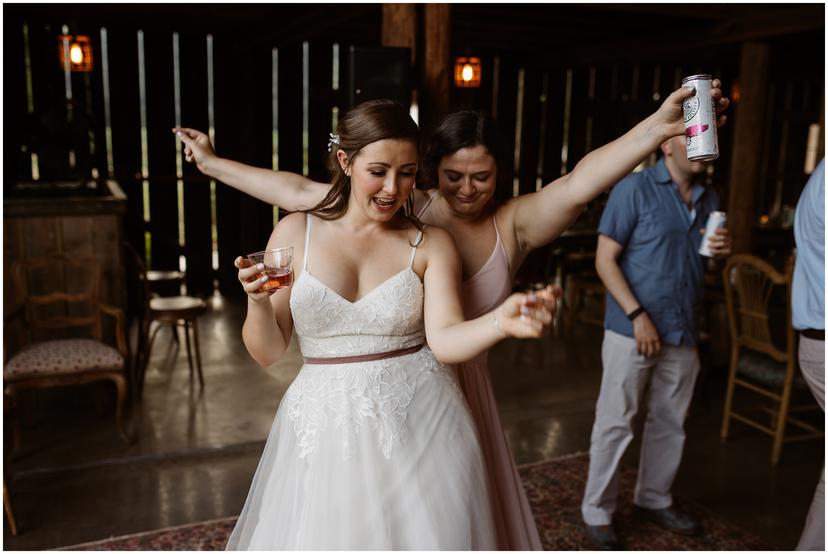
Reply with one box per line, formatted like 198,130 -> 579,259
226,347 -> 496,550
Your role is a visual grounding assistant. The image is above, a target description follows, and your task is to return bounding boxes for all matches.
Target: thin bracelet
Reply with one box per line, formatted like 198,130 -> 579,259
493,310 -> 506,337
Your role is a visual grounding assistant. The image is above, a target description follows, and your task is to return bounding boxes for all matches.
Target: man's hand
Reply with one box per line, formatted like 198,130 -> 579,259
633,312 -> 661,357
706,227 -> 732,258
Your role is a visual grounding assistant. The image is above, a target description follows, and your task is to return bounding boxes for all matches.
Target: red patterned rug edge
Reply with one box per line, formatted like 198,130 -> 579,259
53,516 -> 238,551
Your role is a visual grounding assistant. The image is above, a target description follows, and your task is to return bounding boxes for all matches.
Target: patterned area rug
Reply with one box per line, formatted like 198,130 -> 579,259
58,452 -> 766,550
521,452 -> 767,550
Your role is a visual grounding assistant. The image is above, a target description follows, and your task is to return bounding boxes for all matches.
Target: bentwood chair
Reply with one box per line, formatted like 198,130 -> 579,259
720,254 -> 823,465
124,243 -> 207,398
4,257 -> 131,451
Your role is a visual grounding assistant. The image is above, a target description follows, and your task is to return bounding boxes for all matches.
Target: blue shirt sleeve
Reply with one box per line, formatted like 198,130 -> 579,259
597,176 -> 639,247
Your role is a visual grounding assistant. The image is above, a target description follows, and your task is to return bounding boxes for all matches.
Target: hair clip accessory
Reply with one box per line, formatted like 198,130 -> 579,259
327,133 -> 341,152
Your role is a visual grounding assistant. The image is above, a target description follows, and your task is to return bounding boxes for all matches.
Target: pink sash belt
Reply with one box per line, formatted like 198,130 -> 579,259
303,344 -> 424,365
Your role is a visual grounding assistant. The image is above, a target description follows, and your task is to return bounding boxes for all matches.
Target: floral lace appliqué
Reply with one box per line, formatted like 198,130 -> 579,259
287,267 -> 425,461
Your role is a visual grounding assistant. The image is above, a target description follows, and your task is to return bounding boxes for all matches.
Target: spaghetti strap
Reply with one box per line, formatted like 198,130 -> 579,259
492,215 -> 511,273
416,190 -> 438,218
492,215 -> 503,242
302,214 -> 313,271
409,229 -> 424,267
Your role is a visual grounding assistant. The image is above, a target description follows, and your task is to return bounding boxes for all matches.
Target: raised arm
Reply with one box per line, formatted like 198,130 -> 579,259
173,127 -> 330,211
512,81 -> 729,251
421,227 -> 559,364
236,213 -> 305,366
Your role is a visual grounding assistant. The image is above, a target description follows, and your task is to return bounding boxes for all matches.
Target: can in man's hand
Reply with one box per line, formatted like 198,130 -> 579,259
699,211 -> 727,257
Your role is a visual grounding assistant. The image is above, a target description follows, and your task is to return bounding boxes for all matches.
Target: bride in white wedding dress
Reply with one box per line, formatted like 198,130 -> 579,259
221,100 -> 557,550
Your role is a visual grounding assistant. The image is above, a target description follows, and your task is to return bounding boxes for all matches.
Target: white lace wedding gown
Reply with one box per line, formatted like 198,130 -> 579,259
226,216 -> 496,550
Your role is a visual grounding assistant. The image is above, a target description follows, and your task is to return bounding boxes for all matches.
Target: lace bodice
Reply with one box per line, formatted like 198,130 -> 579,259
289,213 -> 425,358
290,268 -> 425,358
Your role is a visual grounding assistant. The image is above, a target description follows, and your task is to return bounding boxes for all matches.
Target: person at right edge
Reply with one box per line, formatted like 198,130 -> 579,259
792,158 -> 824,551
581,133 -> 732,549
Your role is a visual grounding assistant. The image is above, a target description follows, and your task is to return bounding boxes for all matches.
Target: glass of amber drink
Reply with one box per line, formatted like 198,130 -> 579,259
247,247 -> 294,291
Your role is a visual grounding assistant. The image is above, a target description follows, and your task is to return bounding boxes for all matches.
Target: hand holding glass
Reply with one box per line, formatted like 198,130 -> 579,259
246,247 -> 294,291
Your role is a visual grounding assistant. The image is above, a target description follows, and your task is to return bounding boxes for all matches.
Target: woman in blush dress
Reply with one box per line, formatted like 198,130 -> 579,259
177,80 -> 729,550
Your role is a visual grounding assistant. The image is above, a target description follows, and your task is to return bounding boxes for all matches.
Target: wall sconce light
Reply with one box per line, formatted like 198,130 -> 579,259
729,81 -> 741,104
454,57 -> 481,88
57,34 -> 93,72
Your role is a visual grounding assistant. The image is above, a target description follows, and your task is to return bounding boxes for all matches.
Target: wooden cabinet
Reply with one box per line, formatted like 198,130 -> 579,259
4,180 -> 128,323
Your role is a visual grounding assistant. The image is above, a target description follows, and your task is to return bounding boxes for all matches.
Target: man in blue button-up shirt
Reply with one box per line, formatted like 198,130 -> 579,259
581,134 -> 731,548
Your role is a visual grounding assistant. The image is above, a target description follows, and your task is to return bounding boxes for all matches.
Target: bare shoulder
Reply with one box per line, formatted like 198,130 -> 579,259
266,211 -> 307,248
417,225 -> 458,261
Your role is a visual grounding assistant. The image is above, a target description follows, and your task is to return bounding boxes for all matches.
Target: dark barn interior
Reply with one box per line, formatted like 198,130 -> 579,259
3,3 -> 824,550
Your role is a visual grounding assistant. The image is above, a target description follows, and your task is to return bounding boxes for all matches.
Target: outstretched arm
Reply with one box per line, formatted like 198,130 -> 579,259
512,81 -> 729,252
173,127 -> 330,211
421,227 -> 560,364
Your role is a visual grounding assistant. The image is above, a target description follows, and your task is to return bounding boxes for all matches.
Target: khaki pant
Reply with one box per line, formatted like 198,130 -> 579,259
797,336 -> 825,551
582,330 -> 700,525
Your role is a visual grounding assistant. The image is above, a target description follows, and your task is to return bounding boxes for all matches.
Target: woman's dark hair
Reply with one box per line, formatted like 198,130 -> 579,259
306,99 -> 422,232
420,110 -> 511,200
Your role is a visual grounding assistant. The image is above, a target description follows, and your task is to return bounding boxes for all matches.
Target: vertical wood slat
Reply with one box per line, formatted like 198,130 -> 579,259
212,34 -> 247,297
88,29 -> 110,179
4,15 -> 27,186
517,68 -> 541,196
144,30 -> 179,271
589,64 -> 615,162
213,34 -> 275,296
180,32 -> 214,297
565,67 -> 589,175
67,39 -> 95,180
540,67 -> 566,184
239,43 -> 279,258
26,20 -> 73,181
308,41 -> 334,183
493,56 -> 518,202
107,28 -> 145,260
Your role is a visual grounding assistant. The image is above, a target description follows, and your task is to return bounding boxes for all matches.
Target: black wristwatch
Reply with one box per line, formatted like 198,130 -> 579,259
626,306 -> 646,321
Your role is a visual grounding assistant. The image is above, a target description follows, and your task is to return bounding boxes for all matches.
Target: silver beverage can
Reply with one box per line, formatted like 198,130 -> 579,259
699,211 -> 726,257
681,74 -> 719,162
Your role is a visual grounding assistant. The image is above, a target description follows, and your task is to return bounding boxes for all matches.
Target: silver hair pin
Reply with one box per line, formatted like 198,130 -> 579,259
327,133 -> 340,152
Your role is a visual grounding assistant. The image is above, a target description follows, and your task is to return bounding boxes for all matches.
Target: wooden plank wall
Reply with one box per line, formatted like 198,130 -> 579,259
4,10 -> 822,300
5,13 -> 351,300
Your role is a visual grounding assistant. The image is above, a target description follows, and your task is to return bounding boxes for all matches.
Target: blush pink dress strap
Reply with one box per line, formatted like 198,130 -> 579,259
420,195 -> 542,550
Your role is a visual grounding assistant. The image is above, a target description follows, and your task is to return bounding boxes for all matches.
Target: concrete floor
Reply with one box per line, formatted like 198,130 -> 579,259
3,293 -> 823,550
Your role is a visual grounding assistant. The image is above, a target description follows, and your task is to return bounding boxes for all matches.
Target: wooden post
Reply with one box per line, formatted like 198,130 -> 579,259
727,41 -> 770,254
382,4 -> 417,65
421,3 -> 451,134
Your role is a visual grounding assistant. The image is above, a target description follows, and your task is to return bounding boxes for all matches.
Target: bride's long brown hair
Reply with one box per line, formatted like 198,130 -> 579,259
305,100 -> 423,234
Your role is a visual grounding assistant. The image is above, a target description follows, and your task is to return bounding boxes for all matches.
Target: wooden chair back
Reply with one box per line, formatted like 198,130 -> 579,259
722,253 -> 794,365
11,257 -> 104,348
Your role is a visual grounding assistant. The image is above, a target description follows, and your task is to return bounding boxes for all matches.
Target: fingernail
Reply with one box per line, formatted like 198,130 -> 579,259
257,263 -> 265,270
261,276 -> 269,282
176,131 -> 182,137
